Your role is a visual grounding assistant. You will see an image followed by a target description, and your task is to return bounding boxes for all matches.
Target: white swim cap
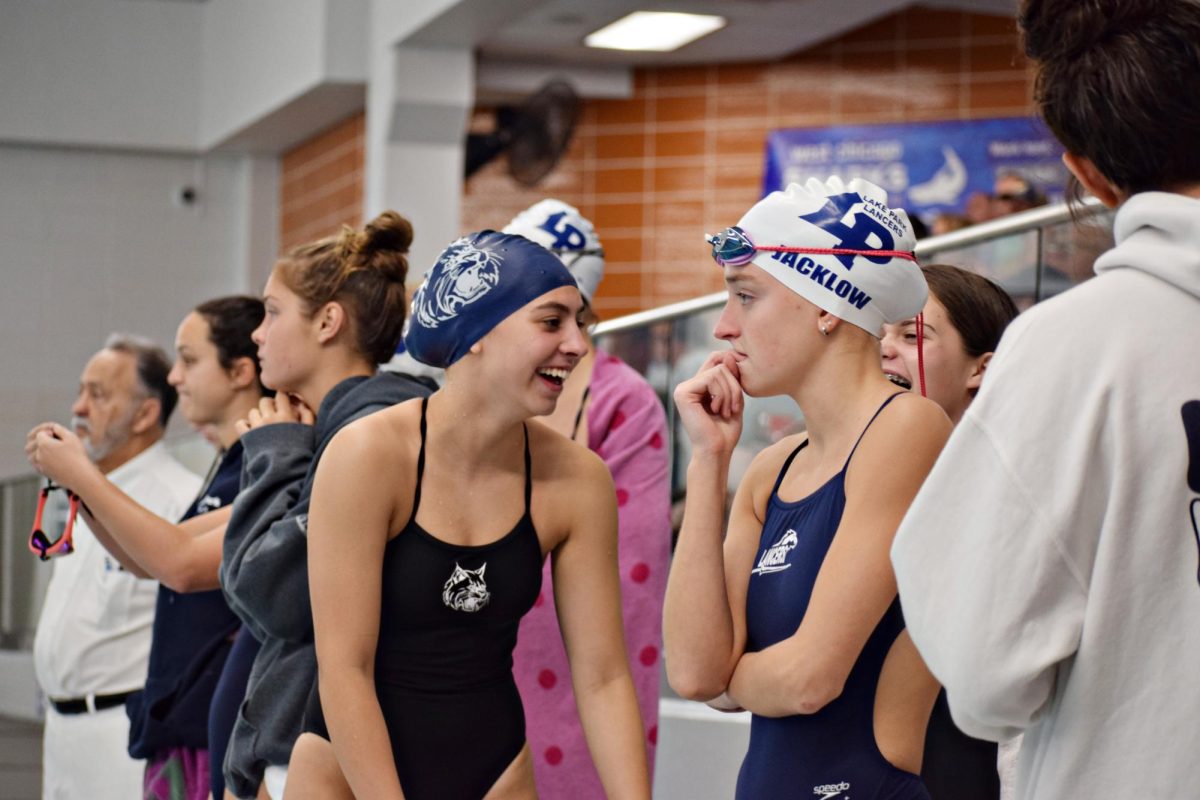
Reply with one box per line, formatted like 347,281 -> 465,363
729,177 -> 926,336
503,199 -> 605,304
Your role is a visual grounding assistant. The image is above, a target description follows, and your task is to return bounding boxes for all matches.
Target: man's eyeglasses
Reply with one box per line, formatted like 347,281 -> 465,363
29,482 -> 81,561
705,226 -> 917,268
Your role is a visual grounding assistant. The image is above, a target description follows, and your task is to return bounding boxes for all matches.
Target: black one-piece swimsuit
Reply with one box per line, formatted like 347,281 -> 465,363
305,397 -> 544,799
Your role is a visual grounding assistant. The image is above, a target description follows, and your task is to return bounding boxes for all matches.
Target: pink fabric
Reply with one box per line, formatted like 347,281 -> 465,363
514,349 -> 671,799
143,746 -> 210,800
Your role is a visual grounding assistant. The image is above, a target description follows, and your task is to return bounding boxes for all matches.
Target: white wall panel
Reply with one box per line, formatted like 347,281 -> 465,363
0,144 -> 260,481
0,0 -> 204,150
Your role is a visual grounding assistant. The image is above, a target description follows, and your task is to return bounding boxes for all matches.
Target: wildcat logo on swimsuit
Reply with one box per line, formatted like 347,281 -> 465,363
443,562 -> 491,612
413,238 -> 502,329
813,781 -> 850,799
752,529 -> 799,575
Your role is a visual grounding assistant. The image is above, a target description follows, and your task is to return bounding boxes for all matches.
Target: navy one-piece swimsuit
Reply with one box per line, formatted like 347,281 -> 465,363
736,394 -> 930,800
306,397 -> 544,799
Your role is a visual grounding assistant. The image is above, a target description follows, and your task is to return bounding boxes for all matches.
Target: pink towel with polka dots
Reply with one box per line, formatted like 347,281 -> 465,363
513,349 -> 671,798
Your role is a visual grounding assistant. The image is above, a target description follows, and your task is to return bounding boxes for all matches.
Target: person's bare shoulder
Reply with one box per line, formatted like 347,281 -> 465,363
527,418 -> 611,489
740,432 -> 811,515
846,394 -> 952,489
319,398 -> 424,502
858,394 -> 951,455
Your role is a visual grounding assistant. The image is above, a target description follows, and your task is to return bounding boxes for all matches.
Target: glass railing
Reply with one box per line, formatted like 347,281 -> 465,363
592,197 -> 1115,502
0,198 -> 1115,653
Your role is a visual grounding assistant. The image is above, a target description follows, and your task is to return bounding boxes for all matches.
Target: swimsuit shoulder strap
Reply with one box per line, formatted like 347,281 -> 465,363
769,439 -> 810,497
843,392 -> 906,471
408,396 -> 429,524
522,423 -> 532,513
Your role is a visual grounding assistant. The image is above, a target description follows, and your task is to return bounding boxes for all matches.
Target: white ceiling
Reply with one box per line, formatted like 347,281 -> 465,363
409,0 -> 1019,68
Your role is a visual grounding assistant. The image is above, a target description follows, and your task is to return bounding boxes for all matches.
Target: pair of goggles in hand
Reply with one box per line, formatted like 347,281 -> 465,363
29,482 -> 80,561
705,226 -> 917,268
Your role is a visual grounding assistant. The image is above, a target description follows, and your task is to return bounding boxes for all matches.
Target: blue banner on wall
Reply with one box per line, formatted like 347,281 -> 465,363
762,117 -> 1067,226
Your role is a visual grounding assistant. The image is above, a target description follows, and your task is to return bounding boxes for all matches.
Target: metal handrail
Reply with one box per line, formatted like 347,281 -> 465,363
915,195 -> 1106,254
594,196 -> 1109,337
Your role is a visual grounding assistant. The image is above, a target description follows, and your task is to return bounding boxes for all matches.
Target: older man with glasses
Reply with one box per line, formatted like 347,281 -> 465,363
26,334 -> 200,799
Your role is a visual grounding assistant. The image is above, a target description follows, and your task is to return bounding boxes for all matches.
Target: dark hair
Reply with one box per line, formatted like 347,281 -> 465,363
275,211 -> 413,364
103,333 -> 177,427
922,264 -> 1019,358
193,295 -> 272,397
1020,0 -> 1200,195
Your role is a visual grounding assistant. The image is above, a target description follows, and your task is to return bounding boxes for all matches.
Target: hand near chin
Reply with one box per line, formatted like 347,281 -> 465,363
235,394 -> 316,436
673,350 -> 745,457
24,423 -> 96,490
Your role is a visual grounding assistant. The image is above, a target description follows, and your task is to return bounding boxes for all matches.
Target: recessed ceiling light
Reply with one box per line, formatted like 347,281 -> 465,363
584,11 -> 726,52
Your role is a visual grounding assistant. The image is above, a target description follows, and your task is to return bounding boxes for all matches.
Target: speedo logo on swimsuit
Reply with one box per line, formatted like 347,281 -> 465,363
751,529 -> 799,575
768,250 -> 873,310
813,781 -> 851,799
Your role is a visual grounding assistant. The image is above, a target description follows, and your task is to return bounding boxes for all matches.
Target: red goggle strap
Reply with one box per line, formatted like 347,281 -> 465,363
915,311 -> 927,398
29,485 -> 80,561
756,245 -> 919,262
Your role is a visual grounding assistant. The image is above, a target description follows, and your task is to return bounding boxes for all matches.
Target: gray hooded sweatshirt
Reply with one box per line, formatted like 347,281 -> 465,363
219,371 -> 434,797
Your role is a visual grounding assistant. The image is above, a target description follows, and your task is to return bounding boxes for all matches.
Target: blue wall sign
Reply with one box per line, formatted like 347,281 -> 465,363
762,117 -> 1067,225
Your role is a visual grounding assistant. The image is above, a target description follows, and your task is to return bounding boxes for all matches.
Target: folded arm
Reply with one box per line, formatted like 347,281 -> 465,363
220,422 -> 316,641
728,398 -> 951,717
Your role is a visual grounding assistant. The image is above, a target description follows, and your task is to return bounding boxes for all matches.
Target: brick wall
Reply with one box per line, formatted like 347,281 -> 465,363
280,6 -> 1035,319
279,112 -> 365,253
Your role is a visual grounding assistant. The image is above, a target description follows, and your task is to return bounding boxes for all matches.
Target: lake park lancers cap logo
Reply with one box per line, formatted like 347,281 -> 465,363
734,176 -> 927,336
504,199 -> 606,304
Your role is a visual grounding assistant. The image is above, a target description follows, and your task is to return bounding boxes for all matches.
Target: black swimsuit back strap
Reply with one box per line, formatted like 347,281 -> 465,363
770,440 -> 810,497
410,396 -> 429,523
571,385 -> 591,441
522,423 -> 532,512
843,391 -> 906,470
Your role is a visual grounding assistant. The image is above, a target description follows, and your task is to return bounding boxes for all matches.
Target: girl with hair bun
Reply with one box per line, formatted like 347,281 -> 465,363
664,177 -> 952,799
892,1 -> 1200,798
218,210 -> 435,799
286,230 -> 651,800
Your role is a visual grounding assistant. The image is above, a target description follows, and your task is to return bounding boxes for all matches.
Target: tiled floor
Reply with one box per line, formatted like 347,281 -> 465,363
0,716 -> 42,799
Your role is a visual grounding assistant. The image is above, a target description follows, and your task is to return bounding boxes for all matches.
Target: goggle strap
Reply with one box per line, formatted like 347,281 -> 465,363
916,312 -> 927,398
754,246 -> 918,262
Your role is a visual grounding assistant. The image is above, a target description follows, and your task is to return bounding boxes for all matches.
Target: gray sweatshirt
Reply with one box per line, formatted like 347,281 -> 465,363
219,372 -> 434,797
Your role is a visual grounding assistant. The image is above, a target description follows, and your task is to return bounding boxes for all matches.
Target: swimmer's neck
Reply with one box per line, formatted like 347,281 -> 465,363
791,348 -> 899,453
422,386 -> 531,470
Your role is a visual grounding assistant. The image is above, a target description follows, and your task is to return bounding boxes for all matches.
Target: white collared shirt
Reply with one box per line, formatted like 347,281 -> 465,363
33,441 -> 201,698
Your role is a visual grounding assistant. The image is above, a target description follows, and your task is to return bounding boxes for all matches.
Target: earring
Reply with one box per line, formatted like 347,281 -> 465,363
820,324 -> 829,336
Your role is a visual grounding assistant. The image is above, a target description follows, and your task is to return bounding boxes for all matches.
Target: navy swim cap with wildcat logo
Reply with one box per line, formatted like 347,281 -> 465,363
404,230 -> 577,368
